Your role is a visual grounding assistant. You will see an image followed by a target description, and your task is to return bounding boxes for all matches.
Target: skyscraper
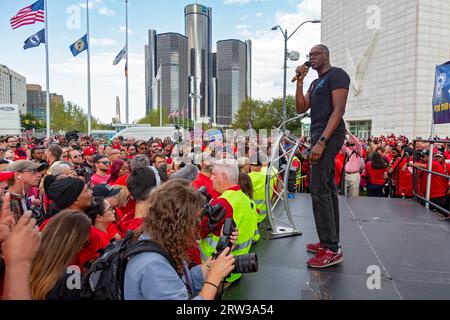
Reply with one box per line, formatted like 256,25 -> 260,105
145,31 -> 189,118
156,33 -> 189,116
185,3 -> 213,122
216,39 -> 249,126
145,29 -> 157,115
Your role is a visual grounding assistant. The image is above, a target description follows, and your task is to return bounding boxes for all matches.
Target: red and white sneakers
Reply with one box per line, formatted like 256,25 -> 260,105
307,248 -> 344,269
306,242 -> 325,254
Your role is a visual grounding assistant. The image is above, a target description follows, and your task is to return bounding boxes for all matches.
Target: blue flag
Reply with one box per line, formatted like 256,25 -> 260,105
70,34 -> 89,57
23,28 -> 45,50
432,61 -> 450,124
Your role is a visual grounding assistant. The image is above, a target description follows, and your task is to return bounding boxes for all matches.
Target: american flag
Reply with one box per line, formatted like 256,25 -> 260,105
10,0 -> 45,30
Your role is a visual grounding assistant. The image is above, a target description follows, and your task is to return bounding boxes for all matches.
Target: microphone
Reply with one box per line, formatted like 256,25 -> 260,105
292,61 -> 312,83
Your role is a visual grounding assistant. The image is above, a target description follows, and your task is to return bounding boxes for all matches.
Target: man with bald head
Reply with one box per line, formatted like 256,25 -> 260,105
295,44 -> 350,268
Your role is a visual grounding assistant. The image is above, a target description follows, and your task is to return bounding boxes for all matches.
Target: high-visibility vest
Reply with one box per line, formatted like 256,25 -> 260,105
249,170 -> 270,223
198,189 -> 258,283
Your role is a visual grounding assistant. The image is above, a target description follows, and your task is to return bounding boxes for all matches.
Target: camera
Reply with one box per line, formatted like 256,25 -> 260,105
213,218 -> 258,274
198,186 -> 226,226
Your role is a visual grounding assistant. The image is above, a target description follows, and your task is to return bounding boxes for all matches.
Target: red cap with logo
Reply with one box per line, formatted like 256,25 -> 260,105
83,146 -> 97,157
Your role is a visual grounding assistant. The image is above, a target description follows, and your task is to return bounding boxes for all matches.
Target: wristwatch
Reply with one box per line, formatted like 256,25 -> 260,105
318,136 -> 328,148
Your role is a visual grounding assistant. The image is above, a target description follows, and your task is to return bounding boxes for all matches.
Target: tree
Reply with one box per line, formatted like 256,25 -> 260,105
21,113 -> 45,130
50,101 -> 112,133
137,106 -> 171,126
232,96 -> 302,134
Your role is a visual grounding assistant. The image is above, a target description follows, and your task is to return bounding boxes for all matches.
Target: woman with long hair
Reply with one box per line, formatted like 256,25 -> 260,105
364,151 -> 388,197
107,159 -> 130,185
30,210 -> 91,300
124,179 -> 236,300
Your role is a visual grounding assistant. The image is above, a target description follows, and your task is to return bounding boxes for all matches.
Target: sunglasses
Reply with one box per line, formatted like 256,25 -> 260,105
100,161 -> 110,165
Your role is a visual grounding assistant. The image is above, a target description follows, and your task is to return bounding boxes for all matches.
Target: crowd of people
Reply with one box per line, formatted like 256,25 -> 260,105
0,129 -> 449,300
293,131 -> 450,219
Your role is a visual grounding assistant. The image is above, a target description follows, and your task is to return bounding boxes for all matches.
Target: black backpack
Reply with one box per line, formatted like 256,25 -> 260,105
81,231 -> 177,300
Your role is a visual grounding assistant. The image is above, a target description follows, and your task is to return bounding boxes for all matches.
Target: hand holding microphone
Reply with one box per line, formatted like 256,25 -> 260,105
292,61 -> 312,83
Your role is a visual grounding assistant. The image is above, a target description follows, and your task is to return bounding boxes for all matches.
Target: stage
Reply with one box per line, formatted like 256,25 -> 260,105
223,195 -> 450,300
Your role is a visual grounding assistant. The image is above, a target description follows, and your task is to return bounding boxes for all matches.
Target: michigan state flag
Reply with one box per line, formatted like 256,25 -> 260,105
432,61 -> 450,124
70,34 -> 89,57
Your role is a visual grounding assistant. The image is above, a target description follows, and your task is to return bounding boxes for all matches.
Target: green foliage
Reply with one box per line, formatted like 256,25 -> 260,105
137,107 -> 194,129
50,101 -> 112,133
137,106 -> 170,126
232,96 -> 302,134
21,113 -> 45,130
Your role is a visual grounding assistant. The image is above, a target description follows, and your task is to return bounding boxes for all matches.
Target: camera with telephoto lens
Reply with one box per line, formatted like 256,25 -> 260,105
198,186 -> 226,226
213,218 -> 258,274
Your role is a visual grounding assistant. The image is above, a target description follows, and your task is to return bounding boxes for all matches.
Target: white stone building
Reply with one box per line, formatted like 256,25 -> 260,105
0,63 -> 27,115
321,0 -> 450,139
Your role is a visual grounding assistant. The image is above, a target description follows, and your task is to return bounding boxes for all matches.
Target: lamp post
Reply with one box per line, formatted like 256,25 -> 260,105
272,20 -> 321,130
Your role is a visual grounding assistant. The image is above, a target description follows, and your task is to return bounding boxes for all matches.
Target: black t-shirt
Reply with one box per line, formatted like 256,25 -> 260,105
307,67 -> 350,136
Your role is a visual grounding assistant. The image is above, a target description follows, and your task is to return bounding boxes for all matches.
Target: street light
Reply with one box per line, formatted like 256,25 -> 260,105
272,20 -> 321,130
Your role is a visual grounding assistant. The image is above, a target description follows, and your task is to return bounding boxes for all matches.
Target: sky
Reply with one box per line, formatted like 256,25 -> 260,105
0,0 -> 321,123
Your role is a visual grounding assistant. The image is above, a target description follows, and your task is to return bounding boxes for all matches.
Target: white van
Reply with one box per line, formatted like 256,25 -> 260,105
0,104 -> 21,136
112,125 -> 185,141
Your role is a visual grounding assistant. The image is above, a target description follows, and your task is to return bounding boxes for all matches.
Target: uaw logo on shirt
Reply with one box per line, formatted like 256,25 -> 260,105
435,73 -> 447,99
75,39 -> 86,53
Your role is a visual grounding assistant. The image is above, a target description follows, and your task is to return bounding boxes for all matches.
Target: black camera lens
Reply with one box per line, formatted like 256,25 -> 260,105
233,253 -> 258,274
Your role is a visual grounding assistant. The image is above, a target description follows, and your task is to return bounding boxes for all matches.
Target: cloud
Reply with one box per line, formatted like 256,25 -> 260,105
79,0 -> 115,16
98,6 -> 116,16
224,0 -> 268,4
243,0 -> 321,101
50,52 -> 145,123
256,12 -> 263,17
224,0 -> 250,4
90,38 -> 118,46
119,26 -> 134,34
236,24 -> 251,30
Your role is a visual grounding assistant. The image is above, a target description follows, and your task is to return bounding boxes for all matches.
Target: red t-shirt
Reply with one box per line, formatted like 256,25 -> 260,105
392,158 -> 414,198
192,172 -> 221,200
365,162 -> 388,185
117,210 -> 144,237
90,173 -> 110,187
335,156 -> 344,186
113,174 -> 128,187
419,160 -> 448,199
76,226 -> 115,269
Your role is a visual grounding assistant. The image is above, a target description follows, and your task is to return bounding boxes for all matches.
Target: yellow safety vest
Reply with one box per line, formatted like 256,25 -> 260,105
249,170 -> 270,224
198,189 -> 258,283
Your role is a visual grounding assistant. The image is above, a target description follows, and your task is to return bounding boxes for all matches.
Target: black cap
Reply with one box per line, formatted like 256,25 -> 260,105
94,154 -> 108,164
92,183 -> 121,198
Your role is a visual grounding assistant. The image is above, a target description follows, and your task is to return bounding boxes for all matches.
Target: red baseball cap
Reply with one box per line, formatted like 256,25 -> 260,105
0,171 -> 14,182
83,146 -> 97,156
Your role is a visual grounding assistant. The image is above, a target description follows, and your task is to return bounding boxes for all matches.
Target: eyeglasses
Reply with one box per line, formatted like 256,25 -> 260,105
306,51 -> 326,60
72,155 -> 81,159
100,161 -> 110,165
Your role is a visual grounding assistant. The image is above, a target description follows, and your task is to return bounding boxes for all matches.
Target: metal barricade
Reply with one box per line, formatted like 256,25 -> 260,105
412,139 -> 450,217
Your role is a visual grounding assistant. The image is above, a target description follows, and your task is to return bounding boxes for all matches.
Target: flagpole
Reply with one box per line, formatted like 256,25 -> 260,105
125,0 -> 129,126
44,0 -> 50,138
86,0 -> 92,135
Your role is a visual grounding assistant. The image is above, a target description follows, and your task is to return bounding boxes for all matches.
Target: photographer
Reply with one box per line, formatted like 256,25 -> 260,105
124,180 -> 236,300
199,159 -> 258,283
7,161 -> 46,223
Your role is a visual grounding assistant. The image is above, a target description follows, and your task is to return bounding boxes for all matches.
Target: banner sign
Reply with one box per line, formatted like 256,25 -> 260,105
432,61 -> 450,124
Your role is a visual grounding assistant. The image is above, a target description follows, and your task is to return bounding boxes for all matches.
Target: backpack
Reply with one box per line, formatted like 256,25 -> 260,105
80,231 -> 177,300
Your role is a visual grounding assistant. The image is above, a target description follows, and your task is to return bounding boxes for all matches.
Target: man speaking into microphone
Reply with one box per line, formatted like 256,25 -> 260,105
295,44 -> 350,268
